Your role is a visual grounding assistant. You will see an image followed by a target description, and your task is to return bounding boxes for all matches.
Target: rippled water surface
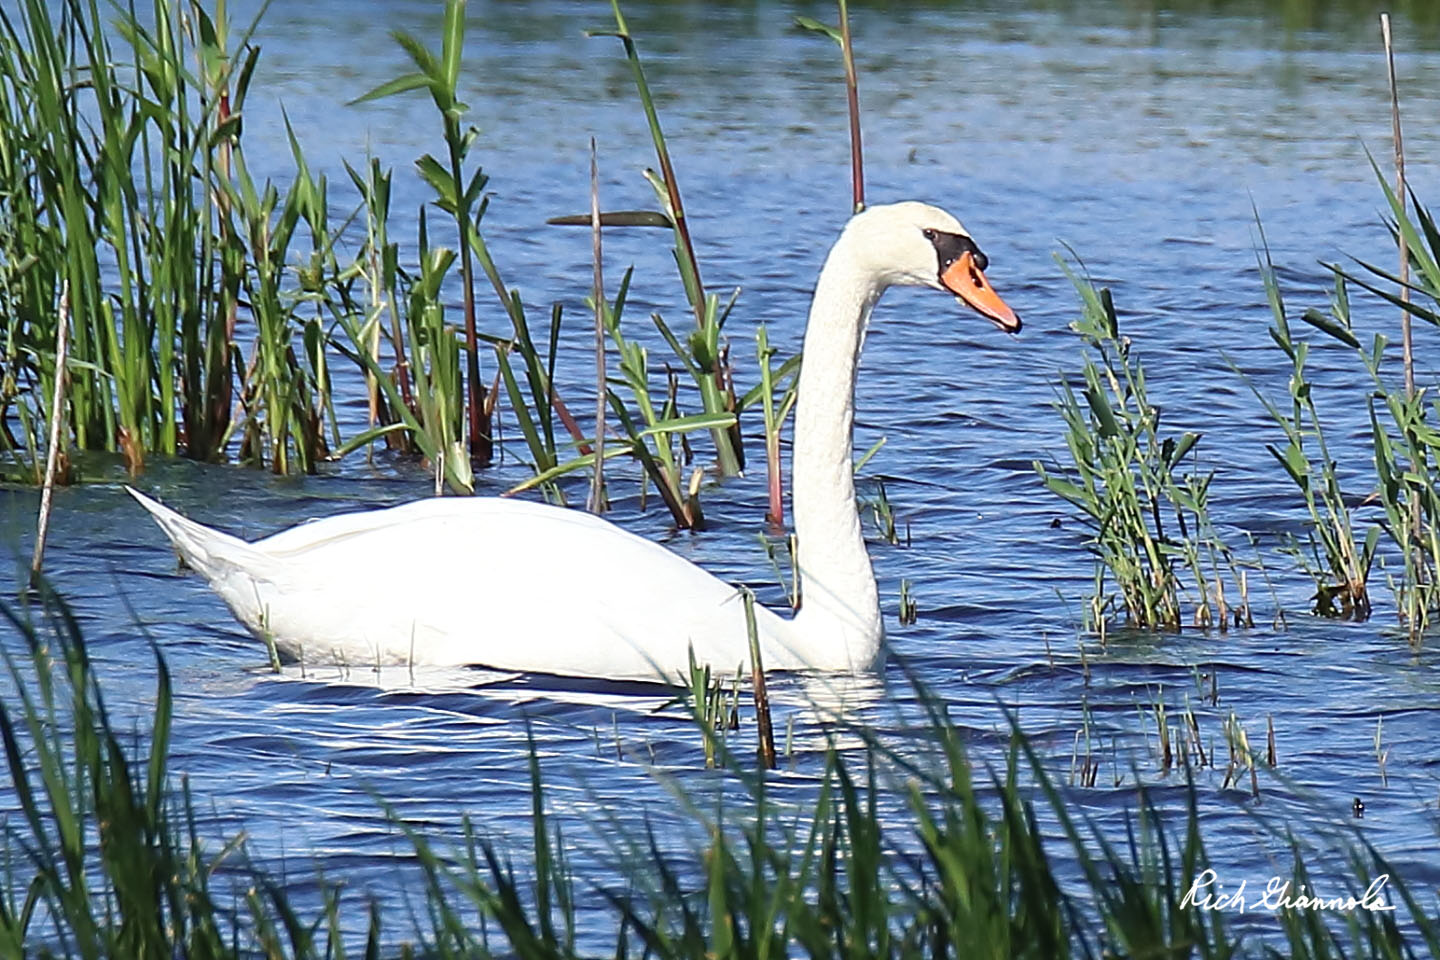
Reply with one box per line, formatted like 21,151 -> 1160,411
6,0 -> 1440,947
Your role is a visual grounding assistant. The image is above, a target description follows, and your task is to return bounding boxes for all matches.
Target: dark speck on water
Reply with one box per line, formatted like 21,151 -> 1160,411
5,0 -> 1440,948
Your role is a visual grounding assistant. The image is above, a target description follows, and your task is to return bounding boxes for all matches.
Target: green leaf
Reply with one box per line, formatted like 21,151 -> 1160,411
393,30 -> 444,85
738,354 -> 802,410
1267,442 -> 1309,491
329,423 -> 412,460
794,16 -> 842,45
855,437 -> 887,473
416,154 -> 457,208
1363,524 -> 1381,575
348,71 -> 430,106
636,411 -> 736,439
545,210 -> 673,228
1083,386 -> 1120,438
441,0 -> 465,92
505,444 -> 634,495
1299,308 -> 1360,349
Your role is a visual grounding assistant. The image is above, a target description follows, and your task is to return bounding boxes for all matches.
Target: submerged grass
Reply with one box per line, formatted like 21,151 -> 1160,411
4,588 -> 1439,957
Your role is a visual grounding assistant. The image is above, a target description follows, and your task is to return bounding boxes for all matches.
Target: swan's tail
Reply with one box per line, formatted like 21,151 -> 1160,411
126,486 -> 268,583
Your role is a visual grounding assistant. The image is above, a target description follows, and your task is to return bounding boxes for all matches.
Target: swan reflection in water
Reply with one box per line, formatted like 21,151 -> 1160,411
245,659 -> 893,761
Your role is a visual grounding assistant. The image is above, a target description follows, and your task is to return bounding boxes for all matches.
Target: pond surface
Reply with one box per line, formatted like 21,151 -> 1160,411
5,0 -> 1440,948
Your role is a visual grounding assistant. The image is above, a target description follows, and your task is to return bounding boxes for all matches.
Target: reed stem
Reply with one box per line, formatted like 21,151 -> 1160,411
1381,14 -> 1412,399
1381,13 -> 1424,640
30,282 -> 69,582
743,589 -> 776,770
588,138 -> 607,514
837,0 -> 864,213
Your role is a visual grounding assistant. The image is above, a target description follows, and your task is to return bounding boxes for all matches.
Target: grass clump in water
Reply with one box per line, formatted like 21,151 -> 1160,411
0,0 -> 784,509
1036,261 -> 1241,635
1325,174 -> 1440,644
1235,237 -> 1376,620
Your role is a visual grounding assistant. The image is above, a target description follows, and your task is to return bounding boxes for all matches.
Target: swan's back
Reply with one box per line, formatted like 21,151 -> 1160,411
132,491 -> 806,680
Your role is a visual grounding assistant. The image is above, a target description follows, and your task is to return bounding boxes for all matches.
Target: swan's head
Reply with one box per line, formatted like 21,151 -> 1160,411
845,201 -> 1021,334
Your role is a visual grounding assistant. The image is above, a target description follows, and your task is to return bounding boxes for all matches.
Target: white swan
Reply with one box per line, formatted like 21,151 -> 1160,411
130,201 -> 1020,681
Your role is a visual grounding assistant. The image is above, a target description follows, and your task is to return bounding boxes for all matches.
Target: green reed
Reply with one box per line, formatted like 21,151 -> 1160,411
1,0 -> 812,514
228,117 -> 333,474
0,0 -> 241,470
500,241 -> 744,527
0,0 -> 344,480
593,0 -> 746,479
353,0 -> 493,466
1036,261 -> 1237,633
337,203 -> 476,494
5,586 -> 1439,957
744,324 -> 800,527
1315,171 -> 1440,643
335,158 -> 413,455
1236,239 -> 1376,619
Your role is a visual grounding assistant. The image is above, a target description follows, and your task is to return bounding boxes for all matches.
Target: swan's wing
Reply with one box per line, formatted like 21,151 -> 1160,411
234,498 -> 770,678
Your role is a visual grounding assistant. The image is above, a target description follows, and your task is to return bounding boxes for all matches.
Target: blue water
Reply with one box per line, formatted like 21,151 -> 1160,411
5,0 -> 1440,948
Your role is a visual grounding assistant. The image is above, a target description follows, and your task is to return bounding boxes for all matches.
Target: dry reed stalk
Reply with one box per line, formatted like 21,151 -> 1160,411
1187,709 -> 1207,768
743,590 -> 776,769
1381,14 -> 1413,398
837,0 -> 863,212
31,283 -> 71,581
1382,14 -> 1425,641
587,138 -> 607,514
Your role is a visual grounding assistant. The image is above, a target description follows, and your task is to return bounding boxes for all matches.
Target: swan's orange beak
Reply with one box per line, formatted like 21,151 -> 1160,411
941,251 -> 1022,334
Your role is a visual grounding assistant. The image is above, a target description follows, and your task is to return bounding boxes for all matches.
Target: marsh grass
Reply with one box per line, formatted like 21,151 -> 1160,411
592,0 -> 746,480
4,588 -> 1440,956
1235,240 -> 1376,619
744,324 -> 799,528
1036,262 -> 1239,633
352,0 -> 493,467
1325,172 -> 1440,644
0,0 -> 788,507
0,0 -> 250,471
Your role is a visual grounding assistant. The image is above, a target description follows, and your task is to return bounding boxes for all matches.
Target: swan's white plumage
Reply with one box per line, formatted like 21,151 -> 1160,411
131,202 -> 1015,682
131,489 -> 811,680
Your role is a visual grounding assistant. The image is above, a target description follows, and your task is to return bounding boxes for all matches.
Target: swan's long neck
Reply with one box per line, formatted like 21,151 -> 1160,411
789,235 -> 884,669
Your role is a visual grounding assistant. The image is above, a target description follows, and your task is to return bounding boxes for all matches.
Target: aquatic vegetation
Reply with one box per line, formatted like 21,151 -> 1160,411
4,589 -> 1437,957
0,0 -> 781,508
1036,262 -> 1239,633
1237,240 -> 1376,620
1327,176 -> 1440,644
334,168 -> 476,493
595,0 -> 746,480
744,324 -> 799,528
0,0 -> 260,472
353,0 -> 493,467
898,578 -> 918,625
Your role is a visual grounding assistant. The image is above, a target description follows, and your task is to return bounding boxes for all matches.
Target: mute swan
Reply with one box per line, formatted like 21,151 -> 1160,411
130,201 -> 1020,681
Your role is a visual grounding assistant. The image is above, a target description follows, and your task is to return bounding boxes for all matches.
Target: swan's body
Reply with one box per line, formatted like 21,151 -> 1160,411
132,202 -> 1019,682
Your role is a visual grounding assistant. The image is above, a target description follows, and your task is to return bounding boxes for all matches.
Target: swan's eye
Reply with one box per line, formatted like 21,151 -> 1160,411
928,231 -> 989,274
